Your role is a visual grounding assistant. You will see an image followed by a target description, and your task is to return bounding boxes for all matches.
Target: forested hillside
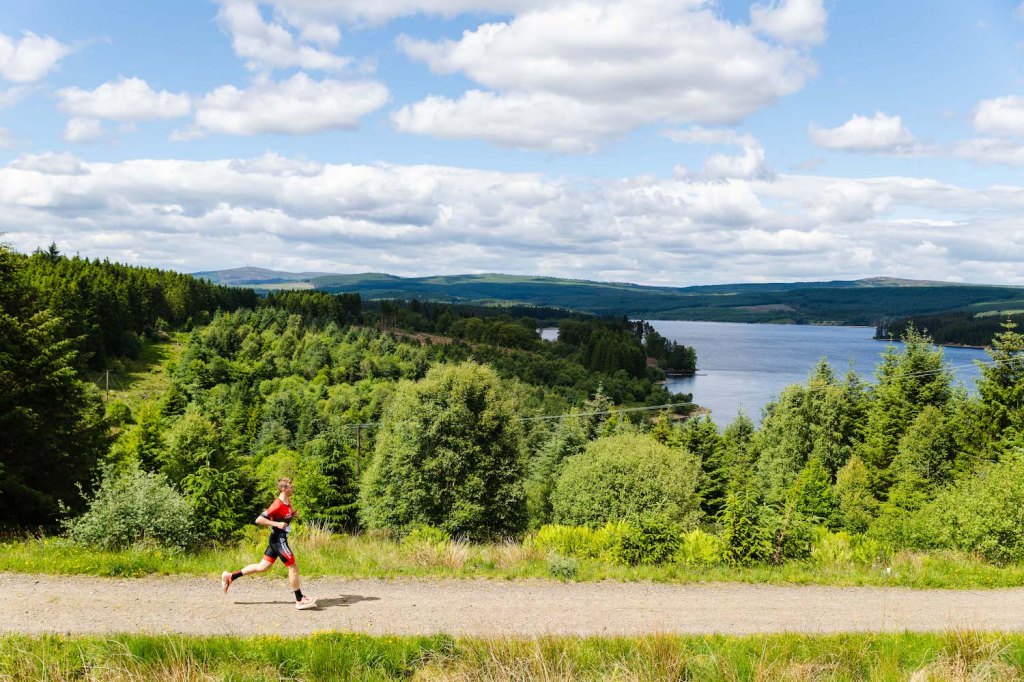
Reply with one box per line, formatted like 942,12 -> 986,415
6,244 -> 1024,575
199,268 -> 1024,330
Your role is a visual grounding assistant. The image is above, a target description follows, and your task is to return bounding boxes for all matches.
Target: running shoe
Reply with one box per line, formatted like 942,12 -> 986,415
295,596 -> 317,610
221,571 -> 233,594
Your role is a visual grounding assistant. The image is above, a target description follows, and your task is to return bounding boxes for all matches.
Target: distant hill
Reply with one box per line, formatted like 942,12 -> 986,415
193,267 -> 332,286
193,269 -> 1024,327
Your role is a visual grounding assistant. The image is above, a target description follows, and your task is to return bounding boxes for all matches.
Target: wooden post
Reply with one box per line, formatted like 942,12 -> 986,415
356,426 -> 362,477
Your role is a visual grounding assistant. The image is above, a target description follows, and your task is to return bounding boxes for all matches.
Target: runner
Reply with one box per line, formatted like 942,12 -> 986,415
221,477 -> 317,610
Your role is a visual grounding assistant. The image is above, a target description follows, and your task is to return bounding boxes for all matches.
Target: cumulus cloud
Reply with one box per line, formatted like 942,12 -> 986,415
63,118 -> 106,143
183,73 -> 388,137
974,96 -> 1024,136
58,77 -> 191,122
3,154 -> 1024,285
0,86 -> 30,109
394,1 -> 818,152
216,0 -> 349,71
809,112 -> 916,153
750,0 -> 828,46
666,127 -> 769,179
0,31 -> 71,83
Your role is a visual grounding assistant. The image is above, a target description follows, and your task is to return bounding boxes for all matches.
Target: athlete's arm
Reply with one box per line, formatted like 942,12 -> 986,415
255,499 -> 288,529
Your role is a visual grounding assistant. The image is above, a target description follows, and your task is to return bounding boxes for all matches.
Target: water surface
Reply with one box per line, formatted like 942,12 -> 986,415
651,320 -> 989,425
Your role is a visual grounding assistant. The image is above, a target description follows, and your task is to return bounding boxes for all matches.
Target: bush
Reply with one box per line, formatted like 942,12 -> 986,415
403,524 -> 451,546
676,529 -> 725,567
360,362 -> 528,541
610,513 -> 682,565
551,433 -> 702,528
809,528 -> 853,567
532,522 -> 629,560
905,453 -> 1024,564
721,490 -> 771,566
64,464 -> 196,551
104,401 -> 133,426
546,554 -> 579,580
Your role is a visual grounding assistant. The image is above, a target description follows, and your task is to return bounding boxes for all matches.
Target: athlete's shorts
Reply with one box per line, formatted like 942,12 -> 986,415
263,535 -> 296,567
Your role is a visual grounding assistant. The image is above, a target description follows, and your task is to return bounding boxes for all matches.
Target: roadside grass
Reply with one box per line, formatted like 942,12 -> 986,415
4,528 -> 1024,589
2,631 -> 1024,681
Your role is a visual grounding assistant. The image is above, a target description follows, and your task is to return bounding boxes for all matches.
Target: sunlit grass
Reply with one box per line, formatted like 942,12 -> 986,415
5,527 -> 1024,589
3,632 -> 1024,681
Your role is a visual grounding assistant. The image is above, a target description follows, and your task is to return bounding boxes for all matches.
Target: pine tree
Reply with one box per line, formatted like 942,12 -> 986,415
834,454 -> 878,533
857,326 -> 953,499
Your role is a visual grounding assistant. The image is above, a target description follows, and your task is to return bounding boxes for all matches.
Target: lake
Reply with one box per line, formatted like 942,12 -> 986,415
542,321 -> 991,426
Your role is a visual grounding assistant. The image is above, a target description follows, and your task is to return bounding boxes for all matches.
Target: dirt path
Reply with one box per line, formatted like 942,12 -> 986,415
4,574 -> 1024,637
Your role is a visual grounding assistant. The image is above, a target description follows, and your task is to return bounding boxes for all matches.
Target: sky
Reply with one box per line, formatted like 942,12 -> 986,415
1,0 -> 1024,286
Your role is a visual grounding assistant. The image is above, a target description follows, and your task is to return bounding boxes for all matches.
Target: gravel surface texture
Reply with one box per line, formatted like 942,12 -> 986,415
4,574 -> 1024,636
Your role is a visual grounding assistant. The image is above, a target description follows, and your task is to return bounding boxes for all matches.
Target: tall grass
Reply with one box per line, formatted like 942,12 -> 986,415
6,528 -> 1024,589
3,632 -> 1024,681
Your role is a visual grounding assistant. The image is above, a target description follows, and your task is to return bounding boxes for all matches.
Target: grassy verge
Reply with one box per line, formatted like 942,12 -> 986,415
2,631 -> 1023,680
4,529 -> 1024,589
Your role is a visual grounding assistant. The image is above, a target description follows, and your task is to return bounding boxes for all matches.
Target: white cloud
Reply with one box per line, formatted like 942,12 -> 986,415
395,1 -> 818,152
243,0 -> 551,26
184,73 -> 388,137
216,0 -> 349,71
750,0 -> 828,46
0,127 -> 15,149
10,152 -> 89,175
951,138 -> 1024,165
974,96 -> 1024,136
63,118 -> 106,143
58,78 -> 191,122
809,112 -> 916,152
0,31 -> 71,83
4,154 -> 1024,285
666,128 -> 769,179
0,86 -> 30,109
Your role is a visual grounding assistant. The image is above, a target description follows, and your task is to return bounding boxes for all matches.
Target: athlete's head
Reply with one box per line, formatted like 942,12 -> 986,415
277,477 -> 294,493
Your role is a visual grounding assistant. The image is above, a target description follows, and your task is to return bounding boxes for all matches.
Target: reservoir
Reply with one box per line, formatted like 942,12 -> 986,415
652,320 -> 990,426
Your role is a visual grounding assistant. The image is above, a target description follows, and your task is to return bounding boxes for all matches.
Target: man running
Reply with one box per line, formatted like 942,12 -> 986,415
221,477 -> 317,610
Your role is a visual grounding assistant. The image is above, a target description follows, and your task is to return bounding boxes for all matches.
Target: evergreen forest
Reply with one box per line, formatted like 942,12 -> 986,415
3,243 -> 1024,573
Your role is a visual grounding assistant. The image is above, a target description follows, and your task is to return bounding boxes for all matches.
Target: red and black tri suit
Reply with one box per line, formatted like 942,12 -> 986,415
260,498 -> 296,567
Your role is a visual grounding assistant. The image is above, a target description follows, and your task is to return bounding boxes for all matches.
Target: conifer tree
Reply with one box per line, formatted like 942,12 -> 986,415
835,454 -> 878,533
975,320 -> 1024,457
857,326 -> 952,499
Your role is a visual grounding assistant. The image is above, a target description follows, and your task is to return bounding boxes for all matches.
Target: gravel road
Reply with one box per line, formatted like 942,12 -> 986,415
4,574 -> 1024,637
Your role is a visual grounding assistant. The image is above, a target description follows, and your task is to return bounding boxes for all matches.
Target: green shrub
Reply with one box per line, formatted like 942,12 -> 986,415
546,553 -> 579,580
533,525 -> 600,558
64,464 -> 196,551
721,490 -> 771,566
551,433 -> 702,528
532,522 -> 630,560
104,401 -> 133,426
403,525 -> 451,547
850,534 -> 889,566
360,362 -> 528,541
676,529 -> 725,566
180,464 -> 247,546
611,513 -> 682,565
906,453 -> 1024,564
809,528 -> 854,567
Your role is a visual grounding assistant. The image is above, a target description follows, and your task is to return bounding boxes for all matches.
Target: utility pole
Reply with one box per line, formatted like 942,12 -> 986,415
105,369 -> 110,400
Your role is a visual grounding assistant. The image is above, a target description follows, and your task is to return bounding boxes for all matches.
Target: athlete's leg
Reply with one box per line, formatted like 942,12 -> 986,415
287,563 -> 301,591
222,557 -> 274,593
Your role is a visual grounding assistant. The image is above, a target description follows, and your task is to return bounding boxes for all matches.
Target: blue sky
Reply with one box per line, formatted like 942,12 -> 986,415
1,0 -> 1024,285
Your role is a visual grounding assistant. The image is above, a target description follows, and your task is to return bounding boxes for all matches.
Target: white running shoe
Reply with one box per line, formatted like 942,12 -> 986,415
295,596 -> 317,610
221,571 -> 233,594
